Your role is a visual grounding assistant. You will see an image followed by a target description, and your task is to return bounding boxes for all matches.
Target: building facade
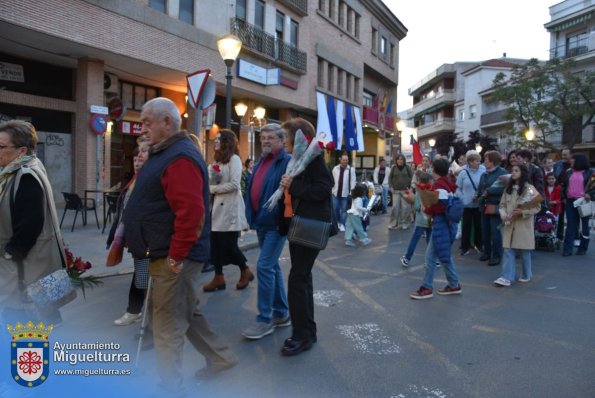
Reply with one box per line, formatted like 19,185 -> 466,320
0,0 -> 406,205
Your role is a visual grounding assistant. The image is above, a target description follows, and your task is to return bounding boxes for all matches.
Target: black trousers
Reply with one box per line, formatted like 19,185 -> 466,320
461,207 -> 482,251
127,272 -> 145,314
288,243 -> 319,341
211,231 -> 247,275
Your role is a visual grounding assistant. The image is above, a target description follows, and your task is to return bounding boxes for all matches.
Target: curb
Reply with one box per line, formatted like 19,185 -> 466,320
93,239 -> 260,279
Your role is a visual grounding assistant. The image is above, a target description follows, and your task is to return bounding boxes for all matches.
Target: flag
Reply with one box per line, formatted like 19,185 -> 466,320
380,93 -> 387,113
327,96 -> 337,145
335,99 -> 344,148
353,106 -> 364,152
345,104 -> 357,151
385,99 -> 393,115
372,92 -> 379,109
316,91 -> 331,140
410,135 -> 423,165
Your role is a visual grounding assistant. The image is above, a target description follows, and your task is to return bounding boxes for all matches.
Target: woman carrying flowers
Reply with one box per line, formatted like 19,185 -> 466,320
203,129 -> 252,292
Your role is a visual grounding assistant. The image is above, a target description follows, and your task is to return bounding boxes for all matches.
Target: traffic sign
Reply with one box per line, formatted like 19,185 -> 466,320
186,69 -> 211,109
90,114 -> 108,135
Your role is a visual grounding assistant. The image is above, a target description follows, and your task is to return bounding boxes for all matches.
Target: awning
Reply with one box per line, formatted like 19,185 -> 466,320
547,11 -> 592,32
413,102 -> 446,119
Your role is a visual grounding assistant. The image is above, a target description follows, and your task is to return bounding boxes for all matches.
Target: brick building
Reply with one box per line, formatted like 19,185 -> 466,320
0,0 -> 406,204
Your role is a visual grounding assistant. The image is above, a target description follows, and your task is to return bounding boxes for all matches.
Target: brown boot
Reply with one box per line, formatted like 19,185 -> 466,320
236,267 -> 255,290
203,274 -> 226,292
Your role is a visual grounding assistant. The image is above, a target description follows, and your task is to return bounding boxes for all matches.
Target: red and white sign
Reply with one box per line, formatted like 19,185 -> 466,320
108,97 -> 126,121
186,69 -> 211,109
119,120 -> 143,136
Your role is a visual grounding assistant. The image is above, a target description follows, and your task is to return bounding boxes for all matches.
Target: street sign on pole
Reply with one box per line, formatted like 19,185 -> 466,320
186,69 -> 211,109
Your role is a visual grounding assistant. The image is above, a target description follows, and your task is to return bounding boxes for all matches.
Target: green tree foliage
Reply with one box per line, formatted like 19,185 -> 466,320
491,58 -> 595,150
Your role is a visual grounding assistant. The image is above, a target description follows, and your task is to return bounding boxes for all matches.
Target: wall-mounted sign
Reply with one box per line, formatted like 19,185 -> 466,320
0,62 -> 24,82
119,120 -> 143,136
108,97 -> 126,121
237,59 -> 280,86
90,105 -> 109,115
90,114 -> 108,135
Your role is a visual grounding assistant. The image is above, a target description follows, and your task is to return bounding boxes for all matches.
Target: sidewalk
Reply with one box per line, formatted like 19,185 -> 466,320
57,207 -> 260,277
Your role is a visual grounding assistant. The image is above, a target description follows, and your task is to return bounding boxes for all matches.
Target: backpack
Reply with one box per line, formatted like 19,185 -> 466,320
445,195 -> 464,224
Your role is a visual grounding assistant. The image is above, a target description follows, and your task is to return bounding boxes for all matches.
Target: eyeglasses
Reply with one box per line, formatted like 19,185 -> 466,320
0,145 -> 16,150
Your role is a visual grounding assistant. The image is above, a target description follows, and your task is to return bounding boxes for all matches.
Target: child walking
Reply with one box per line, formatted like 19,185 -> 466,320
494,164 -> 542,287
401,172 -> 433,267
345,183 -> 372,247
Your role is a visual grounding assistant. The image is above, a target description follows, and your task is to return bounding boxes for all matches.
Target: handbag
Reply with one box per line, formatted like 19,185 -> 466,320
23,267 -> 77,311
484,203 -> 498,215
576,200 -> 595,218
288,198 -> 333,250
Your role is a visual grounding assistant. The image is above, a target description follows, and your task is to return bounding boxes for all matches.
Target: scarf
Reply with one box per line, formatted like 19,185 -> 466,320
0,155 -> 34,197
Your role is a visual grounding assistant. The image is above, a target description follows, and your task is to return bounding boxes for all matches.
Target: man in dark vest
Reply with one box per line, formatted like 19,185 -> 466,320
124,97 -> 237,394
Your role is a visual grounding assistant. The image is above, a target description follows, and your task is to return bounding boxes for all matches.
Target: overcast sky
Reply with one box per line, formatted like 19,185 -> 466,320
385,0 -> 556,113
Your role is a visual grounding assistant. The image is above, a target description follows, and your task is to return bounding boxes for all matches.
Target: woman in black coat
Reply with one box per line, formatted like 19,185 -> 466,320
279,118 -> 333,356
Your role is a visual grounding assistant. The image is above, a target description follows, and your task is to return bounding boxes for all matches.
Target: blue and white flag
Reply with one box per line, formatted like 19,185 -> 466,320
335,99 -> 344,148
345,103 -> 357,151
353,106 -> 364,151
316,91 -> 331,141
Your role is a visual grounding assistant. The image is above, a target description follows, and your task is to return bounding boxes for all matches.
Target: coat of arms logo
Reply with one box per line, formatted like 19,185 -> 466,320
7,321 -> 53,387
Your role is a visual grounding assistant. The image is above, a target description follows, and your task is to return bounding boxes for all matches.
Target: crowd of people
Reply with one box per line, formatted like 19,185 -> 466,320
1,98 -> 594,395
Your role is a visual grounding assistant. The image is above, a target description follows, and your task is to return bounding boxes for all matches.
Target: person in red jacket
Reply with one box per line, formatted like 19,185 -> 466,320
545,173 -> 562,216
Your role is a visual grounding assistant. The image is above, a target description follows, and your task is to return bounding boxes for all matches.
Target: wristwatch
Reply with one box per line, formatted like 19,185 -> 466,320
167,257 -> 183,268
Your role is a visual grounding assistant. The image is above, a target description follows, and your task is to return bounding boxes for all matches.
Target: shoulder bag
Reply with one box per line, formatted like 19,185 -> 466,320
288,198 -> 333,250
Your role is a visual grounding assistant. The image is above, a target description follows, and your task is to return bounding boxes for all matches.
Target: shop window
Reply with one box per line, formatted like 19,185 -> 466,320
121,82 -> 160,111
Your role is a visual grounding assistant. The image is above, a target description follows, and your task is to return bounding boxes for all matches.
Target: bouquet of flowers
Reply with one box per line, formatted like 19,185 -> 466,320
263,130 -> 331,212
209,163 -> 222,185
65,248 -> 103,298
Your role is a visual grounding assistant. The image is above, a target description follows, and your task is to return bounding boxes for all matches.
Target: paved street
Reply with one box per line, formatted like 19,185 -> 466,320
3,211 -> 595,398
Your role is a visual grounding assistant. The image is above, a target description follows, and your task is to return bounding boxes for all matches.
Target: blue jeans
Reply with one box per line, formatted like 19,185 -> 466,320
422,235 -> 460,290
502,248 -> 532,281
345,214 -> 367,241
404,226 -> 431,261
255,229 -> 289,323
481,213 -> 503,260
381,185 -> 388,212
563,200 -> 591,254
333,195 -> 349,226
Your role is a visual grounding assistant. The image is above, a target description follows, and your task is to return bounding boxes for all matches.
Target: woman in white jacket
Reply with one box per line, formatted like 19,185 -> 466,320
203,130 -> 252,292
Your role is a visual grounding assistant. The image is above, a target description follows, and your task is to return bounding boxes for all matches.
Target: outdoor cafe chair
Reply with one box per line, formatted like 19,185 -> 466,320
60,192 -> 100,232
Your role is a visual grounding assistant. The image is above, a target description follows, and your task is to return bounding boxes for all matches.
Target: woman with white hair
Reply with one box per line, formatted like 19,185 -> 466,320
456,150 -> 485,256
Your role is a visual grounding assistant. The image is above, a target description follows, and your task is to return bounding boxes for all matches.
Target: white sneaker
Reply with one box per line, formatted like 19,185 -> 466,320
338,224 -> 345,232
518,277 -> 531,283
494,277 -> 511,287
574,239 -> 580,247
361,238 -> 372,246
241,322 -> 275,340
113,312 -> 142,326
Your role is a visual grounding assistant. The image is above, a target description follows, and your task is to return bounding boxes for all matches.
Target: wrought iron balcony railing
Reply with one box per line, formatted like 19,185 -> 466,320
231,18 -> 307,74
276,0 -> 308,16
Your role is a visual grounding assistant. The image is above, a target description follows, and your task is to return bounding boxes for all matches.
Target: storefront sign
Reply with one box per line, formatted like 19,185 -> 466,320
237,59 -> 279,86
119,121 -> 143,136
90,105 -> 109,115
0,62 -> 24,82
90,114 -> 108,135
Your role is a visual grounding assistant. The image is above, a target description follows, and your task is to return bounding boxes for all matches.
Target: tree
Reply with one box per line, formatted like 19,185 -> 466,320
465,130 -> 498,157
435,131 -> 466,160
491,58 -> 595,150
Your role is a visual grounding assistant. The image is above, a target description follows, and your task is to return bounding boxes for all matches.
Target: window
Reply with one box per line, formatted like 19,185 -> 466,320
318,0 -> 325,13
121,82 -> 160,111
236,0 -> 246,20
354,78 -> 360,102
363,91 -> 374,108
469,104 -> 477,119
317,58 -> 325,87
566,31 -> 588,57
390,44 -> 395,66
327,64 -> 334,92
380,36 -> 387,56
255,0 -> 265,29
328,0 -> 334,20
458,109 -> 465,121
290,20 -> 298,47
276,11 -> 284,41
346,74 -> 352,100
371,28 -> 377,53
338,1 -> 344,27
354,15 -> 360,38
179,0 -> 194,24
346,9 -> 353,33
337,69 -> 344,96
149,0 -> 166,13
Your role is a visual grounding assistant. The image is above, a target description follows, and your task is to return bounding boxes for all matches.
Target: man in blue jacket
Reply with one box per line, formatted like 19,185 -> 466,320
242,124 -> 292,340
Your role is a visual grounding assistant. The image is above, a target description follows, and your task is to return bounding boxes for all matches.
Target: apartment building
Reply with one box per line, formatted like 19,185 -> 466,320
0,0 -> 406,204
545,0 -> 595,160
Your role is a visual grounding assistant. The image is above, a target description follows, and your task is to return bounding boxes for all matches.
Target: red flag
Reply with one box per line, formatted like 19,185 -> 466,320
372,92 -> 379,109
411,135 -> 423,165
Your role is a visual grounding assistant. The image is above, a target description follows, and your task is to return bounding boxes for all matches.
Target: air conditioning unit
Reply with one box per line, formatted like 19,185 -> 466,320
104,73 -> 119,93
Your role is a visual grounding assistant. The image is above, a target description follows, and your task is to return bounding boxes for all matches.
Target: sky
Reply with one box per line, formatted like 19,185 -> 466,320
384,0 -> 556,113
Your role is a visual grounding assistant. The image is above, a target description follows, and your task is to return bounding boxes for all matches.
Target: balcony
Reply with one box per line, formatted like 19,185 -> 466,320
362,107 -> 395,133
411,90 -> 456,118
277,0 -> 308,16
363,106 -> 378,125
480,109 -> 511,127
416,118 -> 455,139
231,18 -> 307,74
549,36 -> 595,60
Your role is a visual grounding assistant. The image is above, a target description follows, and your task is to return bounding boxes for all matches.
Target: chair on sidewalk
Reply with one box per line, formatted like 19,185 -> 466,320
60,192 -> 100,232
103,193 -> 120,234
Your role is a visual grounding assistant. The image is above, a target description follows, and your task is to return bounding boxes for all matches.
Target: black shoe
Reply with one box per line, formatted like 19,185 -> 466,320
479,254 -> 490,261
488,258 -> 501,266
562,252 -> 572,257
281,337 -> 315,356
201,263 -> 215,273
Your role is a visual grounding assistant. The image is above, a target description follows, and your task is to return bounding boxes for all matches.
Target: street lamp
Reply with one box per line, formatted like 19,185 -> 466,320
428,138 -> 436,148
475,144 -> 483,153
216,34 -> 242,128
525,128 -> 535,142
235,103 -> 266,160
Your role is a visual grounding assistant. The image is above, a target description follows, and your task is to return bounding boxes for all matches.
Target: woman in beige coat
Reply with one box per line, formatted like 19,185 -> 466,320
203,129 -> 252,292
494,164 -> 542,287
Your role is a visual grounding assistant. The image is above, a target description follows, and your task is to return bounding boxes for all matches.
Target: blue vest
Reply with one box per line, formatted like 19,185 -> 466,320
123,134 -> 210,262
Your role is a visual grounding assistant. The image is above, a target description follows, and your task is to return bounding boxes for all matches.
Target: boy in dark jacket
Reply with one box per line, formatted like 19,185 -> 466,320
410,158 -> 462,300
